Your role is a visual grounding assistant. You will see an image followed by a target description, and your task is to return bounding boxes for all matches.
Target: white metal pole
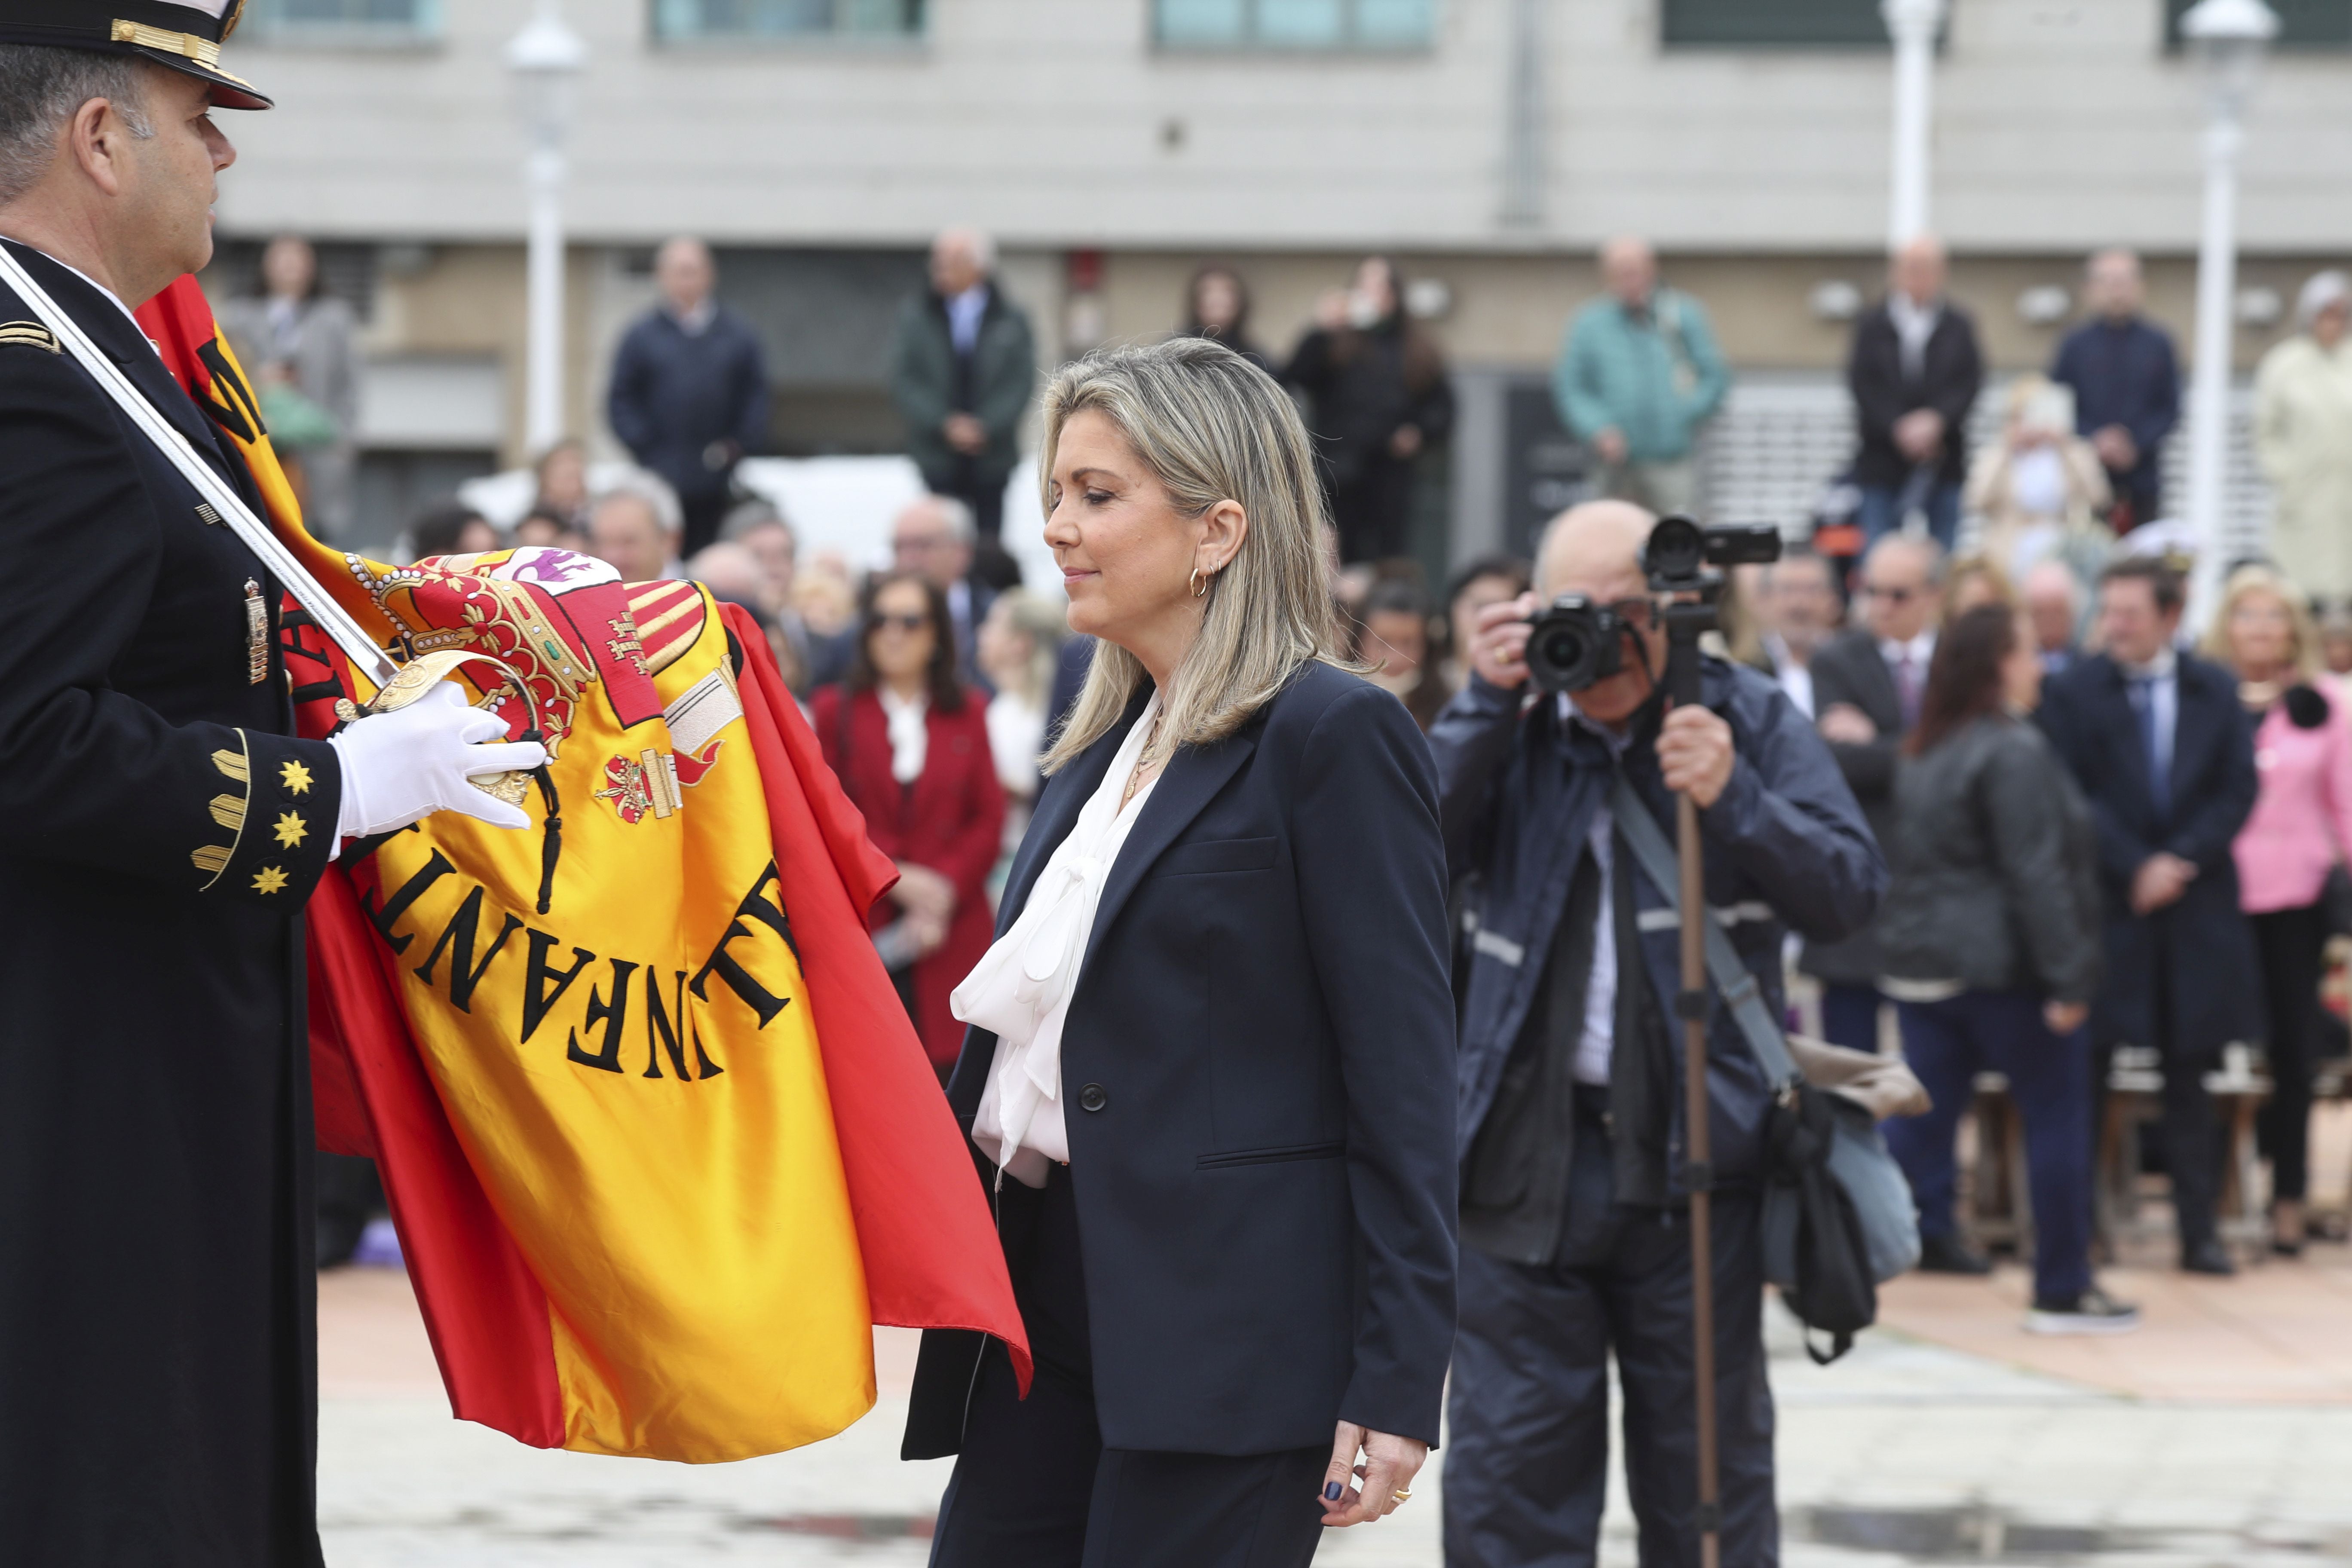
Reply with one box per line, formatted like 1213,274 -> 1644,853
2184,109 -> 2242,607
524,141 -> 566,453
1882,0 -> 1946,248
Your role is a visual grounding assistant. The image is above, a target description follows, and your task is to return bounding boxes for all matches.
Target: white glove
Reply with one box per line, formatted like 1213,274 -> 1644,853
329,682 -> 548,839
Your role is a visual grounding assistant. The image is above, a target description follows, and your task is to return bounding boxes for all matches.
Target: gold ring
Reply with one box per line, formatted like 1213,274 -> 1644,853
1391,1488 -> 1413,1503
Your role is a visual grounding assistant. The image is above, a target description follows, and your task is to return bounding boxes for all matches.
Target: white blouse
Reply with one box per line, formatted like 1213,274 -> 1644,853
876,686 -> 928,784
954,696 -> 1162,1188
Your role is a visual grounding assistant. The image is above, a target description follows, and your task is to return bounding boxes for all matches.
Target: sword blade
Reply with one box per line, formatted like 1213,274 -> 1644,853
0,247 -> 401,689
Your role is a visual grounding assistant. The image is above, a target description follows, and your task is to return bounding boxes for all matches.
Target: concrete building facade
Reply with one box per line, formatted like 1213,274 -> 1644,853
205,0 -> 2352,553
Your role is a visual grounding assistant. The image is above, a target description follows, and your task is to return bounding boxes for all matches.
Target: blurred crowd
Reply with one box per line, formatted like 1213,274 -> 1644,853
317,220 -> 2352,1301
1739,532 -> 2352,1313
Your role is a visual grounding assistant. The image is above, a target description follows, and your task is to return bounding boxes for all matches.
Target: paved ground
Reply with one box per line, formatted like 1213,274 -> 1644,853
318,1225 -> 2352,1565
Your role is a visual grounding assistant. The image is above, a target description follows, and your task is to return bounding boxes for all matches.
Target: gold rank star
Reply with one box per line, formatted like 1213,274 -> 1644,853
273,812 -> 308,848
252,865 -> 290,896
280,760 -> 314,795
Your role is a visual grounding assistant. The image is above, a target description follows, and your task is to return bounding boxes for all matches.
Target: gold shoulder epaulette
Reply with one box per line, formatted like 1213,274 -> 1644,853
0,321 -> 59,354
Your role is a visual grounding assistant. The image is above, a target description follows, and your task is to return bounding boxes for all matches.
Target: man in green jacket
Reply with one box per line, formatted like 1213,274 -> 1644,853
888,227 -> 1037,544
1552,237 -> 1730,518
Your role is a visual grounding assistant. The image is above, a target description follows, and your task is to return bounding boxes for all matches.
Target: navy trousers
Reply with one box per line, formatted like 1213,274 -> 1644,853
1443,1115 -> 1777,1568
1818,982 -> 1886,1058
928,1168 -> 1330,1568
1857,478 -> 1961,554
1886,990 -> 2095,1303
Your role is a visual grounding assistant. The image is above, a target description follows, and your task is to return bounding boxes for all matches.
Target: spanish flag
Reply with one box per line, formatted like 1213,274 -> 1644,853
137,275 -> 1028,1461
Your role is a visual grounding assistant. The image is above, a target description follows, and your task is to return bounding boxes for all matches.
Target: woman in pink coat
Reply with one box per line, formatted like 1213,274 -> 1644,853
2208,565 -> 2352,1254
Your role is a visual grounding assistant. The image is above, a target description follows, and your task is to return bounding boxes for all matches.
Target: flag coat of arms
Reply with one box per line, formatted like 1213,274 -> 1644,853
135,276 -> 1029,1462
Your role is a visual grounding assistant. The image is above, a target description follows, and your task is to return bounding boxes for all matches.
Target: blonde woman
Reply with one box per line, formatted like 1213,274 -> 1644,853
905,339 -> 1456,1565
2203,565 -> 2352,1255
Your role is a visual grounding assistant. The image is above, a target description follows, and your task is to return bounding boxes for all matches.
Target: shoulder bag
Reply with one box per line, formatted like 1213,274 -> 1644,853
1609,774 -> 1926,1364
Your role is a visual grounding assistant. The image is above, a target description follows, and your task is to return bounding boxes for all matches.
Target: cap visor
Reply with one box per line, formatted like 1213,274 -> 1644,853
132,48 -> 272,110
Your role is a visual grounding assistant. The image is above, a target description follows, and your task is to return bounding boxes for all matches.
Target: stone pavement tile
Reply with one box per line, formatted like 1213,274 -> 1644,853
317,1268 -> 444,1399
1875,1245 -> 2352,1404
320,1258 -> 2352,1566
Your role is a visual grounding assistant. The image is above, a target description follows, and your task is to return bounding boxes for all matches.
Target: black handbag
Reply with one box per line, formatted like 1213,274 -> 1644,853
1609,777 -> 1920,1365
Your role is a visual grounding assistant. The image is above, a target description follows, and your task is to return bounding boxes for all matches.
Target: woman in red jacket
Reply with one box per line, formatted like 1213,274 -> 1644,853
815,570 -> 1007,1076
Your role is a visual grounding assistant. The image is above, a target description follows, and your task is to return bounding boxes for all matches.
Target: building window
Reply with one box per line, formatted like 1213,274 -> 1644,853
244,0 -> 441,38
2165,0 -> 2352,49
1661,0 -> 1889,48
652,0 -> 926,40
1155,0 -> 1437,51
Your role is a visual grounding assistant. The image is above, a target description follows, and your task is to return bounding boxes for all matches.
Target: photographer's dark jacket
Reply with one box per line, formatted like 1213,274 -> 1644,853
1430,659 -> 1882,1262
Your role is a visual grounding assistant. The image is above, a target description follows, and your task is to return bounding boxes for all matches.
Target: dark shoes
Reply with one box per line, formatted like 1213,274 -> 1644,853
1917,1231 -> 1994,1276
2180,1237 -> 2237,1276
2025,1286 -> 2143,1336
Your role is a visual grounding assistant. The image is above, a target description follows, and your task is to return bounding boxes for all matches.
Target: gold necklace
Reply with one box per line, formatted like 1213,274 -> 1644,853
1120,707 -> 1167,811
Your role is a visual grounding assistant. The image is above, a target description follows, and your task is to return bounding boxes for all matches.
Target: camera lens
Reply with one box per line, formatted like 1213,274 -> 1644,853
1524,596 -> 1623,693
1534,627 -> 1587,675
1643,515 -> 1706,582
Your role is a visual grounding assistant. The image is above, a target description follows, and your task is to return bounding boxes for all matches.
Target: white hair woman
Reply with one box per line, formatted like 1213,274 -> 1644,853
904,337 -> 1456,1567
2254,271 -> 2352,608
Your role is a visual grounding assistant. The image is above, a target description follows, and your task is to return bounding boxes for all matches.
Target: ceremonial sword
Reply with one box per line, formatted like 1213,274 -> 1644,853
0,244 -> 402,689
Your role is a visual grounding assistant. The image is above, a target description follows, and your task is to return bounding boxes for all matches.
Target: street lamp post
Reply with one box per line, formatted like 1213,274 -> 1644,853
1880,0 -> 1949,248
506,0 -> 587,456
2180,0 -> 2277,607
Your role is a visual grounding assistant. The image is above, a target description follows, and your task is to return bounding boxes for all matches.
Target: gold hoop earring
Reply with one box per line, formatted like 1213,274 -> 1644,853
1190,567 -> 1210,599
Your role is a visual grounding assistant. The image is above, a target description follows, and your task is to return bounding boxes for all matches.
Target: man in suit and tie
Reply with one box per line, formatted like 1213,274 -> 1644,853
2039,557 -> 2259,1276
1802,539 -> 1942,1050
890,493 -> 994,687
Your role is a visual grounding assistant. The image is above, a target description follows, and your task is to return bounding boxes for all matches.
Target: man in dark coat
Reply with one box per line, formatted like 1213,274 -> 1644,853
2038,557 -> 2260,1276
1846,234 -> 1983,553
888,227 -> 1036,543
2050,248 -> 2180,532
1434,502 -> 1883,1568
606,236 -> 771,557
0,22 -> 539,1562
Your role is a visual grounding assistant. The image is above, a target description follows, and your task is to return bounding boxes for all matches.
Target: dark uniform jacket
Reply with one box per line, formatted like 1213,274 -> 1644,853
905,665 -> 1458,1457
0,242 -> 342,1566
2037,650 -> 2260,1062
1432,662 -> 1882,1259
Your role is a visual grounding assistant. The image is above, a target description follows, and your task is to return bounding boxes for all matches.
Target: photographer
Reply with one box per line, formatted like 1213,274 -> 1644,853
1435,502 -> 1883,1568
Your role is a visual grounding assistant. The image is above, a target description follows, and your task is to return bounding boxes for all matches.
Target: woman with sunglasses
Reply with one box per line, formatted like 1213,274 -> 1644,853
813,571 -> 1005,1077
907,338 -> 1455,1565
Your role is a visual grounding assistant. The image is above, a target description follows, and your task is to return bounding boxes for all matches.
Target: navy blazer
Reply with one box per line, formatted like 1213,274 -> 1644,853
903,662 -> 1458,1458
2036,651 -> 2260,1059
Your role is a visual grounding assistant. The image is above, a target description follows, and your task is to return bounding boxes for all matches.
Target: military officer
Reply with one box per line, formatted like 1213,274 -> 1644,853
0,7 -> 542,1562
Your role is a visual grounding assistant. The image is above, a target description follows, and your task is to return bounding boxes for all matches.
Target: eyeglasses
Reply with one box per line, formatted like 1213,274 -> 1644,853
1607,596 -> 1655,629
1866,585 -> 1920,605
870,612 -> 929,634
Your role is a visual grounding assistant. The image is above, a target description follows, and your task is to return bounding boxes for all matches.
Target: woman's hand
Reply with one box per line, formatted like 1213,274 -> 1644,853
1319,1421 -> 1428,1528
891,861 -> 957,924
